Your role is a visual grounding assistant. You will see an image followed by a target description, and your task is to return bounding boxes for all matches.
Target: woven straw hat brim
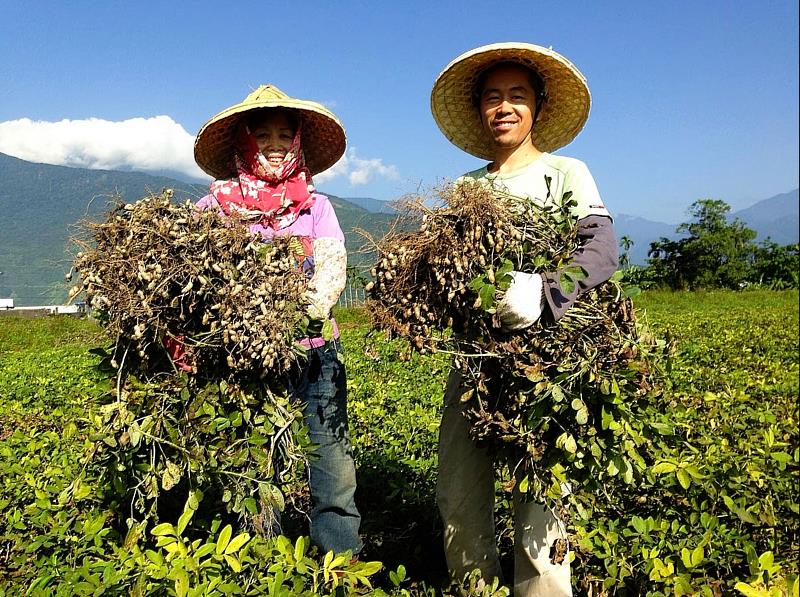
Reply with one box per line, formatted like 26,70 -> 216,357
194,94 -> 346,179
431,42 -> 591,159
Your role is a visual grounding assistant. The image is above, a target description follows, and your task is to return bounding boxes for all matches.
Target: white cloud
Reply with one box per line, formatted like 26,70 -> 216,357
0,116 -> 208,180
315,148 -> 399,186
0,118 -> 399,187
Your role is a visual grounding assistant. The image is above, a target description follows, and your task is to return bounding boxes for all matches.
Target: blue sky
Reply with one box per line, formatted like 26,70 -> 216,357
1,0 -> 797,223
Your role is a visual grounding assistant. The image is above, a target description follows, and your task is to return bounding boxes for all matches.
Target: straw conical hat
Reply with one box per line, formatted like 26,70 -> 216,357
194,85 -> 346,178
430,42 -> 591,159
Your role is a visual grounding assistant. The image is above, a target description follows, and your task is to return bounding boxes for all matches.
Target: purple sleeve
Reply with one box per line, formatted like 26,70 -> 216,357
541,215 -> 619,322
312,196 -> 346,243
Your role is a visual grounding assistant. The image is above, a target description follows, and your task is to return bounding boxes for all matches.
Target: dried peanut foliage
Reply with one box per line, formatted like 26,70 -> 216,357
70,190 -> 314,530
365,179 -> 667,509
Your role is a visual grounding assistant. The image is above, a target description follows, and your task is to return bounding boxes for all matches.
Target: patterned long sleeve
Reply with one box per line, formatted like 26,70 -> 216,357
306,237 -> 347,319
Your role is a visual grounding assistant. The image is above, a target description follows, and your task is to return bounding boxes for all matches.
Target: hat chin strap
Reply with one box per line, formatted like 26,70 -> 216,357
532,96 -> 544,126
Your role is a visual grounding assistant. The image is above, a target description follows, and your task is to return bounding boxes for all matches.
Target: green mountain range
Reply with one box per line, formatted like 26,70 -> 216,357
0,153 -> 395,306
3,152 -> 795,305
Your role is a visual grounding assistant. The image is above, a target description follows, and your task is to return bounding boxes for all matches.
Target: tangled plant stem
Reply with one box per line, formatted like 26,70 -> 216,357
71,190 -> 310,379
365,180 -> 668,512
71,190 -> 316,532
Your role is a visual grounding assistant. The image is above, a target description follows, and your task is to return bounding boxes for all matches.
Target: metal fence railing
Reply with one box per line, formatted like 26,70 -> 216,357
336,266 -> 371,309
337,281 -> 366,308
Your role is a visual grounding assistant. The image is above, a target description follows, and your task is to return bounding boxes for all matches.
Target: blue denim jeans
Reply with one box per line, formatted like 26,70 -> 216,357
292,338 -> 362,555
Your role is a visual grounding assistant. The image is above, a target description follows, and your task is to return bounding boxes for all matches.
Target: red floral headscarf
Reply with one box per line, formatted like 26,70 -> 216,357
210,115 -> 316,229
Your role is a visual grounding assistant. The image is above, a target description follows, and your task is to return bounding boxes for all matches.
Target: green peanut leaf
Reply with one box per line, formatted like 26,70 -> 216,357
551,385 -> 566,403
518,475 -> 529,493
478,283 -> 496,311
215,524 -> 232,555
691,545 -> 704,567
224,554 -> 242,572
556,432 -> 577,454
151,523 -> 175,537
294,537 -> 305,562
195,544 -> 216,559
733,583 -> 766,597
224,532 -> 250,555
174,569 -> 189,597
651,461 -> 677,474
145,549 -> 164,566
631,516 -> 647,535
359,561 -> 383,576
176,507 -> 194,536
242,497 -> 258,514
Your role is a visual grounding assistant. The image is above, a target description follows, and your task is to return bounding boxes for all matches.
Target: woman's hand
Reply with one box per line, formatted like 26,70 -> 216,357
305,292 -> 330,321
496,271 -> 545,330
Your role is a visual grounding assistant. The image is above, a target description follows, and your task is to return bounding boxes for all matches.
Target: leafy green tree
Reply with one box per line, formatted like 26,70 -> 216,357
619,235 -> 659,289
750,241 -> 799,288
647,199 -> 756,289
619,235 -> 633,269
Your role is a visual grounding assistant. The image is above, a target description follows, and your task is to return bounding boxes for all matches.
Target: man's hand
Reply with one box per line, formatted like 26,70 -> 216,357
496,271 -> 545,330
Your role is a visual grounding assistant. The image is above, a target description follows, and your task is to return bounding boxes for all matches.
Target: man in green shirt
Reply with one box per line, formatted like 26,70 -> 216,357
430,42 -> 619,596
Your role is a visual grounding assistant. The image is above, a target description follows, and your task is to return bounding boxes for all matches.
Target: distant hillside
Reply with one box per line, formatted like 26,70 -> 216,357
2,152 -> 794,304
731,189 -> 799,245
324,194 -> 396,259
613,214 -> 676,265
338,196 -> 397,214
0,153 -> 395,306
355,191 -> 796,266
614,189 -> 798,265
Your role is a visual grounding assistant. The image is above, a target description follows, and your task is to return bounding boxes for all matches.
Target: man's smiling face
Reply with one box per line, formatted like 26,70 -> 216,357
478,63 -> 537,152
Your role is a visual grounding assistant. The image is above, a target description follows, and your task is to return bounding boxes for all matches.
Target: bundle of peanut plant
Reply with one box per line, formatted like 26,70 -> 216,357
69,190 -> 315,532
365,179 -> 667,511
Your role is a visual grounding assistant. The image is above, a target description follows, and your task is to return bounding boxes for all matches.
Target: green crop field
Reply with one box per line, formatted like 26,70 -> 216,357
0,290 -> 797,596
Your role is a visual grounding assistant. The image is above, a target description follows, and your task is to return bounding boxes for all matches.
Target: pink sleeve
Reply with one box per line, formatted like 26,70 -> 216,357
195,194 -> 218,210
312,196 -> 345,243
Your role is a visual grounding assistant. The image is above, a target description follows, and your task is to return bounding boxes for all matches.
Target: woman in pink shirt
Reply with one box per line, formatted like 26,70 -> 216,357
193,85 -> 361,556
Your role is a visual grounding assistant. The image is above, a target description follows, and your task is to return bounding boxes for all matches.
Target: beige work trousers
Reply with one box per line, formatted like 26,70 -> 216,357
436,369 -> 573,597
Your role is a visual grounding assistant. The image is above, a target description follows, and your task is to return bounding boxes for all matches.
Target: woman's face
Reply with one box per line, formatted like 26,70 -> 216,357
250,111 -> 294,167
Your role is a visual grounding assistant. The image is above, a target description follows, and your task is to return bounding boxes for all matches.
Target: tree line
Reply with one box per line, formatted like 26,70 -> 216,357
621,199 -> 798,290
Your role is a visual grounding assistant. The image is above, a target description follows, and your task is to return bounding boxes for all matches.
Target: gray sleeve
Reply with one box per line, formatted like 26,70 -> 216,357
541,215 -> 619,322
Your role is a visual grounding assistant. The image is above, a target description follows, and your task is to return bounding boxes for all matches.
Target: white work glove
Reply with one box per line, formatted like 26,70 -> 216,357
496,271 -> 545,330
305,292 -> 329,321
